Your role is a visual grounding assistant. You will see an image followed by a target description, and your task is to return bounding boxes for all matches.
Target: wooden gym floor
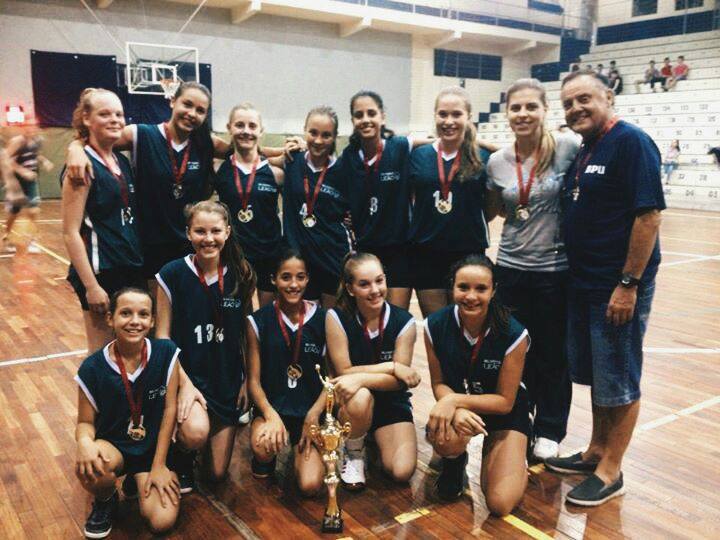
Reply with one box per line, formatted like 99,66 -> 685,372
1,200 -> 719,539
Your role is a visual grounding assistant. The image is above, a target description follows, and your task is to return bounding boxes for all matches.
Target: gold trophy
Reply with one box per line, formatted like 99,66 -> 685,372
309,364 -> 352,533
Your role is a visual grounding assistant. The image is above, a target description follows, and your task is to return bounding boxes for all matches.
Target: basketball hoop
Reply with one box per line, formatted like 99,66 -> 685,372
159,78 -> 180,100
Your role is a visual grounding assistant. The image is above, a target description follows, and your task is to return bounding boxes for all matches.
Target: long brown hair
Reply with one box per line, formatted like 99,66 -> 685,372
334,251 -> 383,315
505,78 -> 556,177
71,88 -> 118,141
434,86 -> 483,181
185,201 -> 256,309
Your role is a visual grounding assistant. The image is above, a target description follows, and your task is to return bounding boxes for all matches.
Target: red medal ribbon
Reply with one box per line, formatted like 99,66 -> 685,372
573,116 -> 619,190
193,255 -> 224,329
361,303 -> 386,364
89,144 -> 128,207
459,317 -> 485,381
363,141 -> 384,194
514,142 -> 539,207
231,155 -> 259,211
275,301 -> 306,367
163,123 -> 192,188
436,144 -> 461,201
114,339 -> 148,429
303,157 -> 329,218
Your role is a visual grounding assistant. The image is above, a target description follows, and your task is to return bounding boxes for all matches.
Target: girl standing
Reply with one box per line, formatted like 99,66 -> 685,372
155,201 -> 255,489
75,287 -> 180,538
246,249 -> 326,493
425,255 -> 529,516
408,87 -> 490,317
216,103 -> 284,306
62,88 -> 145,351
486,78 -> 579,460
326,252 -> 420,490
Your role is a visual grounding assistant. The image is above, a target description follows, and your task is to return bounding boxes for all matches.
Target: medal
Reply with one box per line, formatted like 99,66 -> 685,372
363,141 -> 383,216
164,123 -> 191,201
435,143 -> 461,214
275,301 -> 306,388
89,144 -> 131,222
302,157 -> 329,229
114,340 -> 148,443
232,155 -> 258,223
302,214 -> 317,228
514,141 -> 539,222
571,116 -> 619,203
360,303 -> 386,364
193,256 -> 225,345
121,207 -> 134,225
237,208 -> 254,223
459,314 -> 485,397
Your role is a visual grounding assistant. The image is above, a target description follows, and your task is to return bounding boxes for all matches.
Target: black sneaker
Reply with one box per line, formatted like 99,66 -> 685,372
251,456 -> 277,479
566,473 -> 625,506
436,452 -> 468,501
178,471 -> 196,494
170,447 -> 196,494
545,452 -> 599,474
121,475 -> 138,500
83,491 -> 118,539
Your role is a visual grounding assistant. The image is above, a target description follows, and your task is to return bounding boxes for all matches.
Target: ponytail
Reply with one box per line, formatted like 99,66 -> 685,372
71,88 -> 118,141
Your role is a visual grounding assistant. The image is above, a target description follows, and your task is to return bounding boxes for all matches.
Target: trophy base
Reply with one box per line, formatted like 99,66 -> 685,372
321,513 -> 343,533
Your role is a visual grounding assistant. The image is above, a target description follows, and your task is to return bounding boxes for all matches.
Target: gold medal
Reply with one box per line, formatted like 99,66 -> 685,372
287,363 -> 303,381
172,183 -> 184,199
237,208 -> 254,223
572,188 -> 580,201
127,416 -> 146,441
302,214 -> 317,228
436,198 -> 452,214
515,205 -> 530,221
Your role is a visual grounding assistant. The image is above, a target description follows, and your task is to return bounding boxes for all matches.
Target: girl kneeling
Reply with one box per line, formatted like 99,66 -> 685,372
75,288 -> 180,538
425,255 -> 530,516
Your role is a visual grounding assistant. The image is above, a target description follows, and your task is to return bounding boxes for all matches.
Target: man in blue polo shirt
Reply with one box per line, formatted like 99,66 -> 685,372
545,71 -> 664,506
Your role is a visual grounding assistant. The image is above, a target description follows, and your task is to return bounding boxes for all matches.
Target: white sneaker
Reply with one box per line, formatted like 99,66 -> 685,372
341,450 -> 366,490
27,242 -> 42,254
533,437 -> 559,461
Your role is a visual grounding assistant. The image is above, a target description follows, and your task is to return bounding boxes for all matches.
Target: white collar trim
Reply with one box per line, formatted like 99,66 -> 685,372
157,123 -> 189,152
84,145 -> 121,175
453,305 -> 490,344
184,254 -> 228,286
304,151 -> 337,173
276,300 -> 318,331
356,302 -> 391,339
103,338 -> 153,382
234,158 -> 269,175
358,139 -> 386,166
433,140 -> 458,161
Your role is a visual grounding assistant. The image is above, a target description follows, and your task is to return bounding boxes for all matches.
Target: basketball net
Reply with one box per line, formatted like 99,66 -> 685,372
159,78 -> 180,100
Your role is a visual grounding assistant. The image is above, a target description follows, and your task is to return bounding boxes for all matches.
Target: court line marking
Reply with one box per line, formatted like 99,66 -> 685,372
644,347 -> 720,354
662,235 -> 720,246
663,212 -> 720,220
660,254 -> 720,267
195,484 -> 262,540
4,232 -> 70,266
0,349 -> 87,368
394,506 -> 432,523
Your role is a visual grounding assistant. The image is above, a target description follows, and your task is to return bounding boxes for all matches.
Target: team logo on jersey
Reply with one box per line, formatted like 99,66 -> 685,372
187,161 -> 200,171
256,183 -> 277,193
320,185 -> 341,199
584,165 -> 606,175
379,171 -> 400,182
380,350 -> 394,362
147,385 -> 167,400
222,298 -> 242,309
304,343 -> 321,355
483,359 -> 502,370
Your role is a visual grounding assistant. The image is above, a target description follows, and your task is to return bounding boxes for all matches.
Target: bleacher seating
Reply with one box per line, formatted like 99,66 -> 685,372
477,31 -> 720,211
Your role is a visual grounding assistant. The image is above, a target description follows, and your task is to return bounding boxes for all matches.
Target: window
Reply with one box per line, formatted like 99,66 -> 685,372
434,49 -> 502,81
632,0 -> 657,16
675,0 -> 703,8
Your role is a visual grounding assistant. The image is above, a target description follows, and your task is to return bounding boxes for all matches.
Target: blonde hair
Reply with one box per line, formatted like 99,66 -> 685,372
434,86 -> 483,181
505,78 -> 556,177
71,88 -> 118,141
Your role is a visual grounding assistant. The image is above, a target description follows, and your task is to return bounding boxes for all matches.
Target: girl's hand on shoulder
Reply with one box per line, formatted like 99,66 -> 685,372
299,412 -> 320,460
144,465 -> 180,507
177,380 -> 207,423
66,144 -> 94,186
394,363 -> 421,389
284,136 -> 306,160
76,439 -> 110,482
330,373 -> 363,404
452,408 -> 487,437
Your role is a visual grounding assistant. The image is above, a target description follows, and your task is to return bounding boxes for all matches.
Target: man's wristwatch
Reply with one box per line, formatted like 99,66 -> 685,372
619,273 -> 641,288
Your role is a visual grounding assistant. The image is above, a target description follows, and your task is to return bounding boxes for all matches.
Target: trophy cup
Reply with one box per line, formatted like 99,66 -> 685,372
309,364 -> 352,533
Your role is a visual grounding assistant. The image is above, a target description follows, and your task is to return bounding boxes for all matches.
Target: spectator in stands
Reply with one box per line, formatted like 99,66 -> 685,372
609,60 -> 617,74
665,55 -> 690,91
608,70 -> 623,95
586,64 -> 595,73
708,146 -> 720,169
596,64 -> 607,77
662,140 -> 680,183
634,60 -> 663,93
659,57 -> 673,88
570,63 -> 580,73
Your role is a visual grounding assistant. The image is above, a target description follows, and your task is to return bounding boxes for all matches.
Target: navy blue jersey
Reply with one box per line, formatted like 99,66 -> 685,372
215,157 -> 282,261
342,136 -> 412,248
329,303 -> 415,402
408,142 -> 489,252
249,301 -> 326,418
67,147 -> 143,276
282,152 -> 352,277
133,124 -> 211,246
563,120 -> 665,295
425,305 -> 528,397
156,255 -> 246,425
75,338 -> 178,456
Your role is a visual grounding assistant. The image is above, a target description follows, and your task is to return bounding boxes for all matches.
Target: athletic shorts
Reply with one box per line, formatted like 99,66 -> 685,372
120,450 -> 155,476
483,386 -> 532,437
360,244 -> 411,289
68,266 -> 146,311
5,179 -> 40,213
251,408 -> 306,447
248,254 -> 276,293
304,260 -> 341,300
371,393 -> 414,431
409,246 -> 483,290
143,241 -> 193,279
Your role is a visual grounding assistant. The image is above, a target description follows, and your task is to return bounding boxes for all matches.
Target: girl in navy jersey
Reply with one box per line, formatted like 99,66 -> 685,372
278,106 -> 352,307
246,249 -> 327,492
62,88 -> 145,351
155,201 -> 256,489
326,252 -> 420,490
425,255 -> 529,515
342,91 -> 434,310
66,82 -> 216,282
408,87 -> 490,317
216,103 -> 284,307
75,288 -> 180,538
